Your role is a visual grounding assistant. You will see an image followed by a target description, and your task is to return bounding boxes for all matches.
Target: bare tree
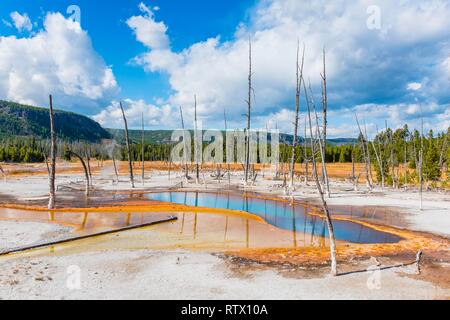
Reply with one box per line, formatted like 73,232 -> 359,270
303,117 -> 309,185
303,78 -> 338,276
112,152 -> 119,184
85,145 -> 93,187
386,121 -> 396,188
275,123 -> 280,180
120,102 -> 135,188
69,151 -> 90,196
371,128 -> 384,188
404,133 -> 408,188
48,95 -> 56,209
194,95 -> 200,184
419,110 -> 424,210
351,143 -> 359,191
355,114 -> 373,190
374,125 -> 385,188
141,112 -> 145,185
245,38 -> 253,184
308,80 -> 329,198
320,48 -> 331,196
289,42 -> 305,190
364,121 -> 374,187
438,132 -> 448,170
44,154 -> 50,176
224,110 -> 231,187
168,147 -> 172,181
0,165 -> 6,182
179,106 -> 189,182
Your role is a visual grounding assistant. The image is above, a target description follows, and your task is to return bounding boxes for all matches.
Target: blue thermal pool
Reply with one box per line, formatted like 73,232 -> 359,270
146,192 -> 403,244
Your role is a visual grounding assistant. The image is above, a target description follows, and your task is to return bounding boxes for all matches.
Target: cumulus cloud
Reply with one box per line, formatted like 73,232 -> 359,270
334,102 -> 449,138
0,12 -> 118,113
10,12 -> 33,32
127,0 -> 450,136
127,3 -> 170,50
93,99 -> 177,129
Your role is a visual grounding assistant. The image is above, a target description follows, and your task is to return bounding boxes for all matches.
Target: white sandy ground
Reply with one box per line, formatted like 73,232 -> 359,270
0,167 -> 449,299
0,250 -> 447,300
0,221 -> 71,252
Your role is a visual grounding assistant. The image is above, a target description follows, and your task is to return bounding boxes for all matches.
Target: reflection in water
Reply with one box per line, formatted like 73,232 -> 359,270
147,192 -> 403,244
0,207 -> 372,250
0,191 -> 403,252
0,209 -> 170,235
168,210 -> 328,249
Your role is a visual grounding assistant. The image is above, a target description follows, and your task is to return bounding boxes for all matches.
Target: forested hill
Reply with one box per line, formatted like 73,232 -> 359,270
0,100 -> 111,142
108,128 -> 357,146
0,99 -> 357,145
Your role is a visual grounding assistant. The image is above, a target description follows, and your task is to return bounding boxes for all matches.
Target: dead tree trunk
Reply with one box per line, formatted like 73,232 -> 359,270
224,110 -> 231,187
375,126 -> 385,188
419,115 -> 424,210
0,165 -> 6,182
304,117 -> 309,185
404,135 -> 408,188
168,148 -> 172,181
69,151 -> 90,196
85,146 -> 93,187
355,114 -> 372,191
371,140 -> 383,188
141,112 -> 145,185
194,95 -> 200,184
120,102 -> 135,188
320,48 -> 330,196
179,106 -> 189,182
289,42 -> 305,190
48,95 -> 56,209
386,121 -> 395,188
43,154 -> 50,176
112,153 -> 119,184
351,143 -> 358,191
391,137 -> 396,188
245,38 -> 252,184
304,78 -> 338,276
364,122 -> 374,187
438,133 -> 448,170
309,80 -> 329,197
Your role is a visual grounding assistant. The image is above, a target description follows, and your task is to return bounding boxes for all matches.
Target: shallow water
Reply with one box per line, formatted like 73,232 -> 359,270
0,208 -> 332,251
146,192 -> 403,244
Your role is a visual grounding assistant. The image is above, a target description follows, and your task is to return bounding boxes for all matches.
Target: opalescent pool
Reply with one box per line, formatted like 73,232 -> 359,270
146,192 -> 403,244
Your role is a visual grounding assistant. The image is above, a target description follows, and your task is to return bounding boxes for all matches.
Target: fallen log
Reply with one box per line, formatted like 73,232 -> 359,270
0,215 -> 177,256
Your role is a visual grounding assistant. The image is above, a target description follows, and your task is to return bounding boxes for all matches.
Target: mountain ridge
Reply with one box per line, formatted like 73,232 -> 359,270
0,100 -> 357,146
0,100 -> 111,143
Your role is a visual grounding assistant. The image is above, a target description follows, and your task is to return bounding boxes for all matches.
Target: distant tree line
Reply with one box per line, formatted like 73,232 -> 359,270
1,125 -> 449,184
0,137 -> 46,162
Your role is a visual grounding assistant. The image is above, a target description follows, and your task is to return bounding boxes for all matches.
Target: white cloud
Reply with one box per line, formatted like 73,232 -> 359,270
336,102 -> 449,138
127,3 -> 170,50
0,13 -> 118,113
93,99 -> 177,129
10,12 -> 32,32
127,0 -> 450,135
407,82 -> 422,91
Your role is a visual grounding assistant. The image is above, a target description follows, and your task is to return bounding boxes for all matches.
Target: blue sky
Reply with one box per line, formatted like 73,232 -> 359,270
0,0 -> 449,137
0,0 -> 255,104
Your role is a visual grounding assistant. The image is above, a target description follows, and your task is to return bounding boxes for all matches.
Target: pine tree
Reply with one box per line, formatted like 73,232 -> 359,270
424,130 -> 441,181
